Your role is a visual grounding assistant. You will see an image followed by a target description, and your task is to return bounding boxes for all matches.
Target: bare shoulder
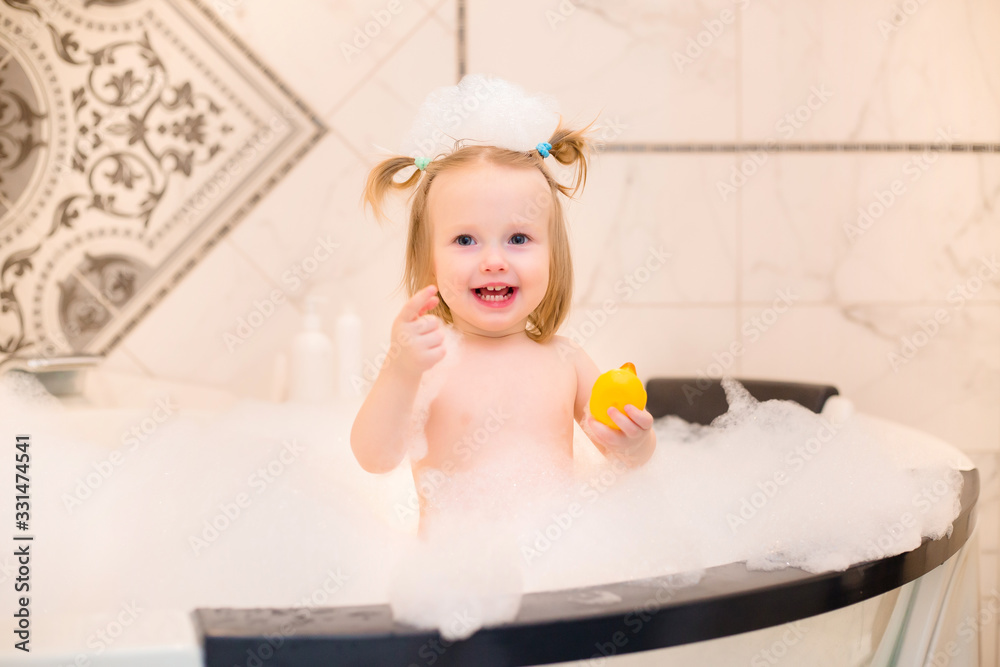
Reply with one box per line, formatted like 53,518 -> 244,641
547,335 -> 601,422
542,335 -> 584,367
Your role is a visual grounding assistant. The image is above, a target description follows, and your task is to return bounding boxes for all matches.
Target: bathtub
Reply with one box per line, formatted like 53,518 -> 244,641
198,481 -> 979,666
0,377 -> 980,666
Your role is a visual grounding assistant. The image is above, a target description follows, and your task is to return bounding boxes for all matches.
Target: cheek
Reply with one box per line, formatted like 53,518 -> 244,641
433,252 -> 467,303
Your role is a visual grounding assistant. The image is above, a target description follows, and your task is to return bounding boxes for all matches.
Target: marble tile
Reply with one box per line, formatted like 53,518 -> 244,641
742,0 -> 1000,142
272,213 -> 411,400
429,0 -> 457,30
966,451 -> 999,553
557,305 -> 740,381
327,0 -> 459,160
569,154 -> 738,305
102,345 -> 151,377
741,153 -> 1000,303
466,0 -> 738,143
99,123 -> 410,401
226,132 -> 358,298
114,239 -> 303,399
303,246 -> 414,398
0,0 -> 325,371
225,124 -> 414,387
740,304 -> 1000,453
206,0 -> 443,117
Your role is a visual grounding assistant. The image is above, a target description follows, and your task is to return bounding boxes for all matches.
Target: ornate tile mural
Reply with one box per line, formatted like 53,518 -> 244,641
0,0 -> 326,366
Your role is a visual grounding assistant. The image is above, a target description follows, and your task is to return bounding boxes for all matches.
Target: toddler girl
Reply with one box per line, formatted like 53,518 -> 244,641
350,76 -> 656,527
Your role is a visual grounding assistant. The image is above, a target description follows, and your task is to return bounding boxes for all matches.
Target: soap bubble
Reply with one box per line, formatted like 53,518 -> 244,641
402,75 -> 561,159
0,373 -> 970,642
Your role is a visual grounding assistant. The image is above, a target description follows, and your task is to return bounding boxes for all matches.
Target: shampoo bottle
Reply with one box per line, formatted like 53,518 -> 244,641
287,296 -> 334,404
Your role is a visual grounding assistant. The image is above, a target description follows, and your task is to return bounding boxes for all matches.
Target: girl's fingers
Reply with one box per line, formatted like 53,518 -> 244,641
584,413 -> 620,441
423,328 -> 445,348
400,285 -> 439,322
417,295 -> 440,317
623,404 -> 654,429
405,315 -> 441,341
607,407 -> 640,437
420,313 -> 441,332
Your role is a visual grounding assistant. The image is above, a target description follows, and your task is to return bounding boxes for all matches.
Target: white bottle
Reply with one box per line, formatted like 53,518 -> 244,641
336,303 -> 363,399
287,297 -> 334,404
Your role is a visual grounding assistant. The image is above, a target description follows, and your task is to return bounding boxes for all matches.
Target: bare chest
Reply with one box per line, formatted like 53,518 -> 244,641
419,341 -> 577,471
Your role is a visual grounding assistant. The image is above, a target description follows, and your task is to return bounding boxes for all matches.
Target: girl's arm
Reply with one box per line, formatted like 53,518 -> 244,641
350,360 -> 422,473
561,337 -> 657,468
351,286 -> 444,473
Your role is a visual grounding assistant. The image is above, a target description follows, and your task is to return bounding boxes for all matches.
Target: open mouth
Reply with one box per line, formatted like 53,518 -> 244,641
473,285 -> 517,304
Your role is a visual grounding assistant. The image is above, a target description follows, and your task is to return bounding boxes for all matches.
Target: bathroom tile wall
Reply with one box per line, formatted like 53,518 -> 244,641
0,0 -> 327,366
74,0 -> 999,659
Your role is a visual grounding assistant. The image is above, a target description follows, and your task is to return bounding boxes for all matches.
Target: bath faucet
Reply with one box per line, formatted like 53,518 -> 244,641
0,354 -> 103,396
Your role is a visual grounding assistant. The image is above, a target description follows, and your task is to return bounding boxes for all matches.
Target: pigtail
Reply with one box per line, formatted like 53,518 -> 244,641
545,118 -> 597,197
363,156 -> 425,223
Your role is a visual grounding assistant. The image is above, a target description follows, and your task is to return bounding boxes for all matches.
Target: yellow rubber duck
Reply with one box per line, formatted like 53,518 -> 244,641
589,362 -> 648,429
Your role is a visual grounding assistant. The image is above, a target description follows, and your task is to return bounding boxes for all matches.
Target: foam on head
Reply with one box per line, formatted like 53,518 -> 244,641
0,375 -> 968,641
403,75 -> 561,159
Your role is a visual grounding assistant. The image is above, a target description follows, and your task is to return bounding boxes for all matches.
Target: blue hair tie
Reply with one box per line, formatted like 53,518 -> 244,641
414,156 -> 431,171
536,142 -> 552,158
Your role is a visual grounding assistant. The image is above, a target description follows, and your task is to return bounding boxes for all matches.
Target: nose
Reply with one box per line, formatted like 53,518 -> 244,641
480,243 -> 508,273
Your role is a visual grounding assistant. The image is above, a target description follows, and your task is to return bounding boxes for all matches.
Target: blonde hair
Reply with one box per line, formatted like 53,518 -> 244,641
363,119 -> 594,343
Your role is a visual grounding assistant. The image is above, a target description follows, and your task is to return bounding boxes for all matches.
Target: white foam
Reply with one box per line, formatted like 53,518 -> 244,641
402,75 -> 561,159
0,375 -> 969,642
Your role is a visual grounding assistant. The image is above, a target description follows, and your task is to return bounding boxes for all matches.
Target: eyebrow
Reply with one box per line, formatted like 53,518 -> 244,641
441,217 -> 541,233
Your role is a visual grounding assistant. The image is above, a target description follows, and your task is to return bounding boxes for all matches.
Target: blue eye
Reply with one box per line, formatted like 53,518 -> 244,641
455,235 -> 475,246
510,233 -> 528,245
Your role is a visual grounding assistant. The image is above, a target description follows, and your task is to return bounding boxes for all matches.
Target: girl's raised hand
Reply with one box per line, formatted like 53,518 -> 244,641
389,285 -> 446,379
